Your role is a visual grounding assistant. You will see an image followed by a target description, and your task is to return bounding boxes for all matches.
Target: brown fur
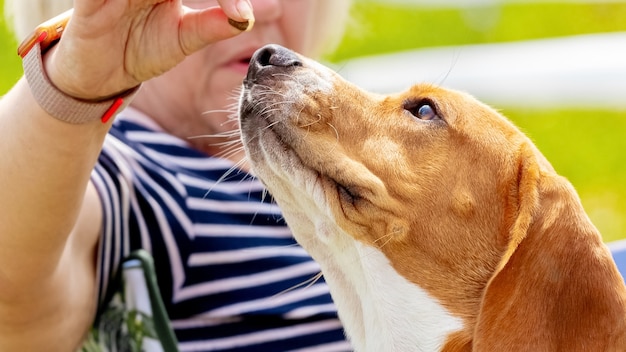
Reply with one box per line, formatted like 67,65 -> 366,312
239,45 -> 626,351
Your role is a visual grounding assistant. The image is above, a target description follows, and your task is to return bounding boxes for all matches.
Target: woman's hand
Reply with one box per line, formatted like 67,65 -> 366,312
45,0 -> 253,100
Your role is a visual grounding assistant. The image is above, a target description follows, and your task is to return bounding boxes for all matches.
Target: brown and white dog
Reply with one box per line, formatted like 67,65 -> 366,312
238,44 -> 626,351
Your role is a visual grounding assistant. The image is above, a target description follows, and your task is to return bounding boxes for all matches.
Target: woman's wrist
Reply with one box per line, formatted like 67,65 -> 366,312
22,41 -> 140,124
18,10 -> 140,125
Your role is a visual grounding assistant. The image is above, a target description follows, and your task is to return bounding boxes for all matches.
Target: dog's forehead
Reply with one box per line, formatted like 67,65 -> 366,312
397,83 -> 457,100
400,84 -> 483,111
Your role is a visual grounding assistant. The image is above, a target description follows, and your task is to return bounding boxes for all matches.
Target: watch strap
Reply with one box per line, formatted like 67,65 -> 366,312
22,41 -> 140,124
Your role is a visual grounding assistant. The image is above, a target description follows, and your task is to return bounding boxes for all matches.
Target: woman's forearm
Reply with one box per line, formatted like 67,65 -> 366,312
0,76 -> 109,287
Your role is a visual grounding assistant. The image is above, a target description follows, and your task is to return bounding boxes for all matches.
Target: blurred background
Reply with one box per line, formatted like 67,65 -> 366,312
0,0 -> 624,242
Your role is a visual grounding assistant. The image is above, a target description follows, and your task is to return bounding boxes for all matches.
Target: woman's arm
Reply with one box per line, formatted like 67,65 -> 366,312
0,0 -> 252,349
0,77 -> 109,351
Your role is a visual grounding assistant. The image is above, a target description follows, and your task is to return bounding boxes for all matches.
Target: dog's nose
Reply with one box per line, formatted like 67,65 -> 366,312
246,44 -> 303,83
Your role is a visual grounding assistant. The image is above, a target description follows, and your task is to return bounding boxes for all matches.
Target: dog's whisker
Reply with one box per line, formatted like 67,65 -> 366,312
374,231 -> 398,250
264,119 -> 284,131
326,122 -> 339,142
436,48 -> 461,87
202,166 -> 240,199
297,112 -> 322,128
200,109 -> 234,115
214,146 -> 245,162
270,72 -> 298,80
373,232 -> 393,245
270,272 -> 324,299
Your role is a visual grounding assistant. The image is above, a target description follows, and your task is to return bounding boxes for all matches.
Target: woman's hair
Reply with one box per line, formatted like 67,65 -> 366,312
311,0 -> 352,58
4,0 -> 352,57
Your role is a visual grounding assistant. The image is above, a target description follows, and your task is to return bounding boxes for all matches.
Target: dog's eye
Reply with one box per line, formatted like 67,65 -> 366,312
404,100 -> 440,121
416,104 -> 438,120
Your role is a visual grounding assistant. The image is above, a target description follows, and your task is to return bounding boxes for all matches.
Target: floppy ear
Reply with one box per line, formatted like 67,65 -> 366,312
473,143 -> 626,351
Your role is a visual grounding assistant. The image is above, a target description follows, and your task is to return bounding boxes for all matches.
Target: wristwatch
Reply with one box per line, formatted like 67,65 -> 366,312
17,9 -> 140,124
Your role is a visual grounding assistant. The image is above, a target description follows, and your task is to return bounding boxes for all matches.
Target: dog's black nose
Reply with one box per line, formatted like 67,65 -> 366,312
246,44 -> 303,83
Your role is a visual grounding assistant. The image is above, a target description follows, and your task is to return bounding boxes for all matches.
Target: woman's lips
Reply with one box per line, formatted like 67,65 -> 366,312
226,57 -> 252,75
223,45 -> 262,74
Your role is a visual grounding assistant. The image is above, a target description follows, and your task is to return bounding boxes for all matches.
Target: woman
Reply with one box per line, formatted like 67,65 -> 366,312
0,0 -> 352,350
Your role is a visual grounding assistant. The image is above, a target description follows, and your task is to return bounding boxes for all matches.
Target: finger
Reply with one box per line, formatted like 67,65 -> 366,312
178,7 -> 245,56
216,0 -> 254,23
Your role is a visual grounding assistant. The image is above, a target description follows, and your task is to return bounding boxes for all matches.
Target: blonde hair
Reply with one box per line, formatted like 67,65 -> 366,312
4,0 -> 351,56
311,0 -> 352,58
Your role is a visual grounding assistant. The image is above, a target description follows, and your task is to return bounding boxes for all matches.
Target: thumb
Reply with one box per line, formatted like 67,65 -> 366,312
178,7 -> 250,56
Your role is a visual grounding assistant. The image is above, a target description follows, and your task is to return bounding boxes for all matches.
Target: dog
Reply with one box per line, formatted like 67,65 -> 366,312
238,44 -> 626,351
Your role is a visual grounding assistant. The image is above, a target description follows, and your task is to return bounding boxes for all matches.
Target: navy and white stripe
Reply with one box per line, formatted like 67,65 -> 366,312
91,108 -> 351,351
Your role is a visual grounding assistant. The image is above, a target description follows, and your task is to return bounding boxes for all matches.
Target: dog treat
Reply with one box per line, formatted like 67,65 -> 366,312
228,18 -> 252,31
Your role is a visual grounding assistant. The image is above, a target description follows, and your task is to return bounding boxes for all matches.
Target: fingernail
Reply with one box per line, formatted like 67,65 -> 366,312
237,0 -> 255,22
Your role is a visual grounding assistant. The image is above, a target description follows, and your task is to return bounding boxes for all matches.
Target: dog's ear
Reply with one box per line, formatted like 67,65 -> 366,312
473,143 -> 626,351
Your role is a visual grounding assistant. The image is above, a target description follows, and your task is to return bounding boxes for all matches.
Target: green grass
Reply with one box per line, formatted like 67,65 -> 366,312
0,4 -> 20,95
328,1 -> 626,62
0,1 -> 624,241
503,108 -> 626,242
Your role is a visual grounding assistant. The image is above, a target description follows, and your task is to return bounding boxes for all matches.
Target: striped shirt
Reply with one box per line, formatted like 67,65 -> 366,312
91,108 -> 351,351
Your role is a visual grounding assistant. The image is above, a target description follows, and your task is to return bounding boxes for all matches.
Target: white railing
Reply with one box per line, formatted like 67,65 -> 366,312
337,32 -> 626,108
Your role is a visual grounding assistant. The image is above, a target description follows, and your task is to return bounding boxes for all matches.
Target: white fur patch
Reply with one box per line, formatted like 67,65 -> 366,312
293,217 -> 464,352
352,242 -> 464,351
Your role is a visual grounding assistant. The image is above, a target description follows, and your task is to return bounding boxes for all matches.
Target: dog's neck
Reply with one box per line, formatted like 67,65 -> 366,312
293,218 -> 464,352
